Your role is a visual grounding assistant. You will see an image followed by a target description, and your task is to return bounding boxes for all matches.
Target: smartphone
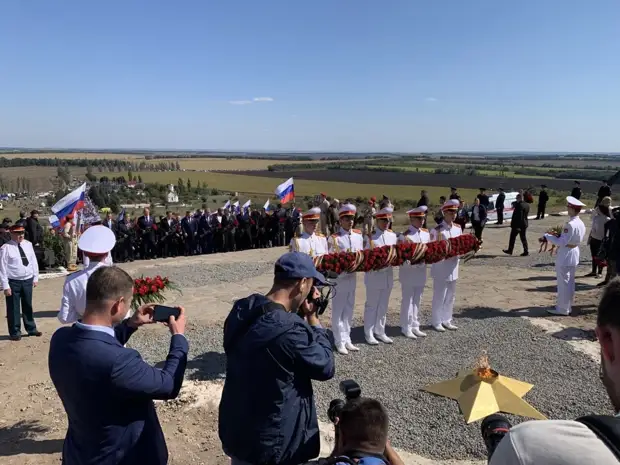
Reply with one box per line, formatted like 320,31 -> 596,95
153,305 -> 181,323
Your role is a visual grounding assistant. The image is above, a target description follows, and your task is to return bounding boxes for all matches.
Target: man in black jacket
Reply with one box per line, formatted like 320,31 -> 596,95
25,210 -> 43,246
596,180 -> 612,208
571,181 -> 582,200
417,190 -> 429,207
503,194 -> 530,256
477,188 -> 490,208
536,185 -> 550,219
495,188 -> 506,225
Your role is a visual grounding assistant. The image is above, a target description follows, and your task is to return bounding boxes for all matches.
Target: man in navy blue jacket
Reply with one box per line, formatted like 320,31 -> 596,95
49,266 -> 188,465
219,252 -> 336,465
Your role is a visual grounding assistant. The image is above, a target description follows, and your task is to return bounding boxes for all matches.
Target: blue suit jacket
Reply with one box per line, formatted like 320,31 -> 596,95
48,321 -> 189,465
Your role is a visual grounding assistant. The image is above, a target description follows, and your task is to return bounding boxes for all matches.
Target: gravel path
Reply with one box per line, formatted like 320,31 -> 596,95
132,261 -> 275,288
130,312 -> 609,461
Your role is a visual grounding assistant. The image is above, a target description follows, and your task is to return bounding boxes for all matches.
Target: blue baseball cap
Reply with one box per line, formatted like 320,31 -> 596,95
275,252 -> 329,285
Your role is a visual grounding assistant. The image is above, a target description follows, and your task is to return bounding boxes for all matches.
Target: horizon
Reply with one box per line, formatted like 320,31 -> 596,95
2,1 -> 619,152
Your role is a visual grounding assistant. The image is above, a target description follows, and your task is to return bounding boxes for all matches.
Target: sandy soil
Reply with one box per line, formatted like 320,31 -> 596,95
0,217 -> 602,465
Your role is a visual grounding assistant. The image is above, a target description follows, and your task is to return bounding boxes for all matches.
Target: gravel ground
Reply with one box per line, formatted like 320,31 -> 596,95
132,261 -> 275,287
465,244 -> 591,272
130,311 -> 610,461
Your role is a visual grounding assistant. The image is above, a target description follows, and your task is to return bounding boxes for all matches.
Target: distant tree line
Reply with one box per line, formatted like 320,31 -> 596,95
0,157 -> 181,172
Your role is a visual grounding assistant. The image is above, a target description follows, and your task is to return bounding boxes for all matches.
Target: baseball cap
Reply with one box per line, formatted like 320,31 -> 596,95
275,252 -> 330,285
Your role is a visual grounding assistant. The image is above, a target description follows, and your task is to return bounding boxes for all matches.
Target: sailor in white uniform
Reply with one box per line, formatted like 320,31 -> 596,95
82,251 -> 113,268
328,203 -> 364,354
545,196 -> 587,316
289,207 -> 328,257
363,207 -> 398,345
57,225 -> 116,324
430,199 -> 462,332
398,206 -> 430,339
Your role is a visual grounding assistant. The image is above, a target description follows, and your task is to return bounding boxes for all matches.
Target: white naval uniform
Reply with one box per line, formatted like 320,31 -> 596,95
289,232 -> 328,257
329,228 -> 364,346
363,227 -> 398,337
82,251 -> 113,269
545,216 -> 586,315
398,226 -> 430,331
58,260 -> 110,324
430,221 -> 462,327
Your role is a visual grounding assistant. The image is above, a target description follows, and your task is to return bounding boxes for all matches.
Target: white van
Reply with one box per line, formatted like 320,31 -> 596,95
485,192 -> 519,222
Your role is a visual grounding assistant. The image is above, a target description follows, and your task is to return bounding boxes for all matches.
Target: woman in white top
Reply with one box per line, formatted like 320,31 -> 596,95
587,196 -> 612,277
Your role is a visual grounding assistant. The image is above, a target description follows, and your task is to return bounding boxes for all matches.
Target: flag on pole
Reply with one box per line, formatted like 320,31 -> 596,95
52,183 -> 86,226
223,200 -> 230,210
275,178 -> 294,203
49,214 -> 60,229
263,199 -> 270,211
117,208 -> 126,222
232,201 -> 240,214
242,199 -> 251,209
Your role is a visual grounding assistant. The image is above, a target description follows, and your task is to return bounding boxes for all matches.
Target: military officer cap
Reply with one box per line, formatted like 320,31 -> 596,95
566,196 -> 586,210
375,207 -> 393,219
302,207 -> 321,221
339,204 -> 357,218
407,206 -> 427,218
9,224 -> 25,233
442,199 -> 460,212
78,225 -> 116,255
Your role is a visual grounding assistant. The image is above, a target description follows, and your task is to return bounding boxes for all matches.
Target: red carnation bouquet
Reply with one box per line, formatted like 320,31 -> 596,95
314,234 -> 480,274
132,275 -> 181,311
538,225 -> 563,255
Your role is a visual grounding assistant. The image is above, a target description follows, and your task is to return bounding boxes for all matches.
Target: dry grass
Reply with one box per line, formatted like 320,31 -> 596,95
0,166 -> 86,191
159,157 -> 355,171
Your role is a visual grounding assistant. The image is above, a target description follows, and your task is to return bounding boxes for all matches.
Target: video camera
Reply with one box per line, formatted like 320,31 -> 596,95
327,379 -> 362,423
306,270 -> 338,316
481,414 -> 512,461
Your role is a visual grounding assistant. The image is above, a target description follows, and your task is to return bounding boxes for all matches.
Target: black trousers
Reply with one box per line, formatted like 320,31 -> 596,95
472,221 -> 484,241
590,238 -> 603,274
507,228 -> 528,254
5,278 -> 37,337
536,204 -> 546,219
496,209 -> 504,225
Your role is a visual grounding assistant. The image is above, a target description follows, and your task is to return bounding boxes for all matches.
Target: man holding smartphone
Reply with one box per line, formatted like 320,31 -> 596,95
219,252 -> 335,465
49,266 -> 188,465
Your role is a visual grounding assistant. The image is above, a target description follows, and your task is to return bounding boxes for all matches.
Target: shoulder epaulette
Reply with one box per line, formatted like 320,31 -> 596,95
316,232 -> 325,237
387,229 -> 393,233
434,224 -> 443,230
352,229 -> 361,234
331,233 -> 339,238
454,224 -> 462,229
421,228 -> 428,232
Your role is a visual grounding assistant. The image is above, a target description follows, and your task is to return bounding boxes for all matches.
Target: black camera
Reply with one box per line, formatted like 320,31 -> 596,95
481,414 -> 512,461
327,380 -> 362,423
306,271 -> 338,316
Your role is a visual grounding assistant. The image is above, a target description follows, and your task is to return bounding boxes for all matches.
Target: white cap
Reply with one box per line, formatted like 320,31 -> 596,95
302,207 -> 321,220
375,207 -> 394,219
407,206 -> 428,217
566,196 -> 586,208
442,199 -> 460,212
339,204 -> 357,217
78,225 -> 116,254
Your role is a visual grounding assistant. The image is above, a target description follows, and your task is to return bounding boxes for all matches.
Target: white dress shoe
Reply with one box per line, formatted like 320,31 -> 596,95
412,328 -> 427,337
443,322 -> 458,330
401,329 -> 417,339
375,333 -> 393,344
433,324 -> 446,332
345,342 -> 360,351
365,335 -> 379,345
335,343 -> 349,355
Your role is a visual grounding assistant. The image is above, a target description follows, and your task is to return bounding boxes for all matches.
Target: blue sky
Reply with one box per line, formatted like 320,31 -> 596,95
1,0 -> 619,152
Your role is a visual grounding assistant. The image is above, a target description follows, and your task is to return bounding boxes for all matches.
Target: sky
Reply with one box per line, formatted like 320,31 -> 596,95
1,0 -> 619,152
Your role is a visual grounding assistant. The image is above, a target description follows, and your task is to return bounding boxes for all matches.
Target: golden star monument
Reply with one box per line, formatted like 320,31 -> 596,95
422,353 -> 547,424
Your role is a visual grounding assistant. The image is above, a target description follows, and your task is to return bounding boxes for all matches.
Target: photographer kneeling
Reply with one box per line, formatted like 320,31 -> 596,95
329,394 -> 404,465
488,280 -> 620,464
219,252 -> 336,465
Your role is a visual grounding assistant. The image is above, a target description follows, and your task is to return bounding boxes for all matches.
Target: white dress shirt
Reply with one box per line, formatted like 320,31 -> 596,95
58,261 -> 109,324
0,239 -> 39,289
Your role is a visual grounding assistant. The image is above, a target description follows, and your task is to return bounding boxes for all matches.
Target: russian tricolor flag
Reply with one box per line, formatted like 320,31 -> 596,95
275,177 -> 294,204
52,183 -> 86,226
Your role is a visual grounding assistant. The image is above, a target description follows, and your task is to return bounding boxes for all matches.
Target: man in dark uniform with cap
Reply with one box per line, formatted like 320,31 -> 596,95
449,187 -> 461,201
0,221 -> 11,247
536,184 -> 550,220
495,188 -> 506,225
477,188 -> 490,209
570,181 -> 582,200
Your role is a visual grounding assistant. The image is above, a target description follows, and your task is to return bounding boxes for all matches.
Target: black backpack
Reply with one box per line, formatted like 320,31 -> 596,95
577,415 -> 620,460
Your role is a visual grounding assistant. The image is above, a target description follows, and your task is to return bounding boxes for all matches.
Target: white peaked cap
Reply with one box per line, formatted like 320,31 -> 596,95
339,204 -> 357,216
566,196 -> 586,208
407,206 -> 428,217
78,225 -> 116,254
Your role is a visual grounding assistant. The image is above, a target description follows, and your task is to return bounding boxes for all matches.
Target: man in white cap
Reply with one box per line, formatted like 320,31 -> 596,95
398,206 -> 430,339
363,206 -> 398,345
57,225 -> 116,324
328,203 -> 364,354
545,196 -> 587,316
430,199 -> 462,332
289,207 -> 328,257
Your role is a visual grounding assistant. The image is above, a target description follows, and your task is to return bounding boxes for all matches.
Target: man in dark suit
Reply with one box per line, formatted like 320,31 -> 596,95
503,193 -> 530,256
536,184 -> 550,219
571,181 -> 582,200
158,211 -> 175,258
137,207 -> 156,259
181,210 -> 197,256
596,180 -> 612,208
495,188 -> 506,225
477,188 -> 490,208
48,266 -> 188,465
25,210 -> 43,246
